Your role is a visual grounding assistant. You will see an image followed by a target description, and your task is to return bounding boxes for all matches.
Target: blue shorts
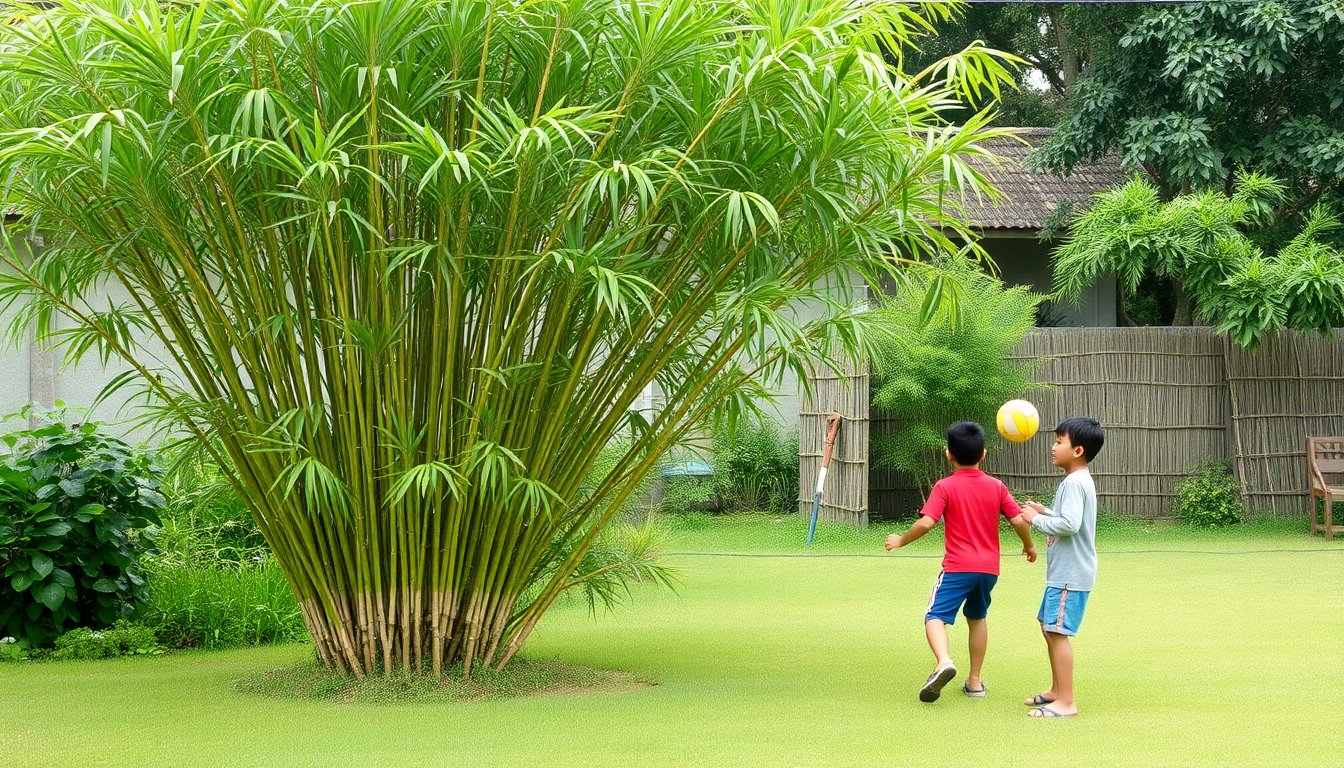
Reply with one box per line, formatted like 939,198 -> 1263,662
924,571 -> 997,625
1038,586 -> 1090,636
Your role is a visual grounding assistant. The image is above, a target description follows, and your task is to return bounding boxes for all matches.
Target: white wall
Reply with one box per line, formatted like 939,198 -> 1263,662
754,269 -> 868,431
1,237 -> 162,442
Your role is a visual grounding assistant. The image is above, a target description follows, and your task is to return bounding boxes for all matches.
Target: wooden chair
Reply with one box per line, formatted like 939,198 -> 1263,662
1307,437 -> 1344,540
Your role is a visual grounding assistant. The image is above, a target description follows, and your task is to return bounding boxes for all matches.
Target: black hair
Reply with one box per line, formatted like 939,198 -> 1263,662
946,421 -> 986,466
1055,417 -> 1105,462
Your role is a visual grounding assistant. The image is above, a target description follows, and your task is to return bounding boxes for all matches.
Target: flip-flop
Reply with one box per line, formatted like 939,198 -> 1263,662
1028,706 -> 1075,718
1024,693 -> 1055,706
963,681 -> 987,697
919,665 -> 957,702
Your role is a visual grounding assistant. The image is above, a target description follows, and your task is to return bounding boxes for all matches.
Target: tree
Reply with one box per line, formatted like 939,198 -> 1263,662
1052,173 -> 1344,347
871,264 -> 1041,494
0,0 -> 1014,676
1037,0 -> 1344,209
896,2 -> 1136,126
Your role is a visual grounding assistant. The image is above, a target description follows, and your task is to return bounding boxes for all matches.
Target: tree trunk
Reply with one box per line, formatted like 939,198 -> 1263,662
1171,276 -> 1195,326
1115,281 -> 1133,327
1049,7 -> 1082,91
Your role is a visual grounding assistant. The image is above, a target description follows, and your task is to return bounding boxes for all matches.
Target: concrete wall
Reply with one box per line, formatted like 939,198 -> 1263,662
1,238 -> 160,441
0,305 -> 36,422
755,269 -> 868,431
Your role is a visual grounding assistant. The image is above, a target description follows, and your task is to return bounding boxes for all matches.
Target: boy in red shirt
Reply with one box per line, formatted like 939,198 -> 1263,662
885,421 -> 1037,702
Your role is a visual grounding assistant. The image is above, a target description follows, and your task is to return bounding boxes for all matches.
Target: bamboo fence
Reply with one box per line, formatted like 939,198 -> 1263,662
1223,331 -> 1344,515
848,327 -> 1344,524
985,327 -> 1232,519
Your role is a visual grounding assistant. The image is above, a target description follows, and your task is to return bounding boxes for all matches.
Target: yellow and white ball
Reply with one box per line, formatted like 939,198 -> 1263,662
996,399 -> 1040,443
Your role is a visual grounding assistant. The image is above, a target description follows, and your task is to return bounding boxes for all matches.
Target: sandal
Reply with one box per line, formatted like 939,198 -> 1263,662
963,681 -> 987,697
918,665 -> 957,703
1028,706 -> 1075,718
1023,692 -> 1055,706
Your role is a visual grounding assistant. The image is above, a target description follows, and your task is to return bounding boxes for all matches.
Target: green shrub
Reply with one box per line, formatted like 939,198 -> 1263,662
1174,460 -> 1243,528
138,559 -> 307,649
870,266 -> 1042,493
712,420 -> 798,515
49,620 -> 162,660
0,406 -> 164,648
0,635 -> 30,662
657,476 -> 717,515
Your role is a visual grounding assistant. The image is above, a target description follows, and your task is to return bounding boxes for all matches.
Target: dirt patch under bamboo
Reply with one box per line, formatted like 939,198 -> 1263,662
232,656 -> 653,704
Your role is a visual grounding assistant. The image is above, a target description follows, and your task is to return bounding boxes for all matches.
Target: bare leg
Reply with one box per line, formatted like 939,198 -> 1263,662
966,618 -> 987,690
920,618 -> 958,702
925,619 -> 953,669
1036,630 -> 1078,715
1025,624 -> 1060,705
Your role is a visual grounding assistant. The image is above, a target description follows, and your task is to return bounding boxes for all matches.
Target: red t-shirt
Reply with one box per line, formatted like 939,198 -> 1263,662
919,468 -> 1022,575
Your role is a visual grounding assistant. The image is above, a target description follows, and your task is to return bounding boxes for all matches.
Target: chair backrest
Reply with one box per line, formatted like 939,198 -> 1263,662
1308,438 -> 1344,475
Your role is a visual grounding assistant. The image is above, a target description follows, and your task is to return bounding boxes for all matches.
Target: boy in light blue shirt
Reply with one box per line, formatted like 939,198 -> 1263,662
1018,417 -> 1104,718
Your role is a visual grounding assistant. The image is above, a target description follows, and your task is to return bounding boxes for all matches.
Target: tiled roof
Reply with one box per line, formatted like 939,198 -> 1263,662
954,127 -> 1127,231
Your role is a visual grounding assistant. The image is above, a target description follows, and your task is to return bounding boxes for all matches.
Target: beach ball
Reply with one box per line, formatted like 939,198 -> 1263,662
996,399 -> 1039,443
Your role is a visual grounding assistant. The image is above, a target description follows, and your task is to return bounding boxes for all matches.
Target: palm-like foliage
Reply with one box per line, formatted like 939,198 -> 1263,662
870,263 -> 1040,494
0,0 -> 1013,675
1053,172 -> 1344,347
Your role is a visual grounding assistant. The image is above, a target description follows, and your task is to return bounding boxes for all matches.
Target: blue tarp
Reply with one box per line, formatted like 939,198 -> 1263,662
660,459 -> 715,477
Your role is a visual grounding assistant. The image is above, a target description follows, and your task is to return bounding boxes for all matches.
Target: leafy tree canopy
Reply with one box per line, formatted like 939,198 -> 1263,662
1038,0 -> 1344,210
897,2 -> 1137,127
1053,173 -> 1344,347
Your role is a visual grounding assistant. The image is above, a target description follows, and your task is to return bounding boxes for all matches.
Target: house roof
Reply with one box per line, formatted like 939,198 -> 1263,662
954,127 -> 1128,231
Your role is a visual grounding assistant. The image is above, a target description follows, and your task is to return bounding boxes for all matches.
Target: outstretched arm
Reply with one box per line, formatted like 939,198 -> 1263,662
885,515 -> 936,551
1009,514 -> 1037,562
1020,484 -> 1083,537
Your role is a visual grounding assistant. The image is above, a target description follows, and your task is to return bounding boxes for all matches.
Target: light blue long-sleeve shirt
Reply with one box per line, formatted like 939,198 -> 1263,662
1032,468 -> 1098,591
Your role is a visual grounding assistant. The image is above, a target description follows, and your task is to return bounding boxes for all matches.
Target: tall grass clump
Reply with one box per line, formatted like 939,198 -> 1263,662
139,559 -> 307,649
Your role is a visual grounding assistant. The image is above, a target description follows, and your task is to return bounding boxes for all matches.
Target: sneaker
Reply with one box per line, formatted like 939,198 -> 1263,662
919,665 -> 957,702
963,680 -> 987,697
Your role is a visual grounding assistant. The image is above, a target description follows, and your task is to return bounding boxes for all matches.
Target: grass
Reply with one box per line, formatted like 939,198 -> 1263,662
2,515 -> 1340,767
137,559 -> 308,649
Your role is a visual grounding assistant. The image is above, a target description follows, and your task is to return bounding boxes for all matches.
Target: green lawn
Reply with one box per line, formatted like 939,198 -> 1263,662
3,516 -> 1341,767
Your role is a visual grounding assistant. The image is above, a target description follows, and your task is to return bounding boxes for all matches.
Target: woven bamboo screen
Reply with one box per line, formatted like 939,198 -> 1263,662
863,327 -> 1344,522
797,356 -> 869,526
985,327 -> 1232,519
1223,330 -> 1344,516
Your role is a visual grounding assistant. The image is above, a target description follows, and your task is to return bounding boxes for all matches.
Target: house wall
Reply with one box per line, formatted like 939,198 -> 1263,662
1,232 -> 183,442
754,269 -> 868,431
982,231 -> 1116,327
1,277 -> 159,441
